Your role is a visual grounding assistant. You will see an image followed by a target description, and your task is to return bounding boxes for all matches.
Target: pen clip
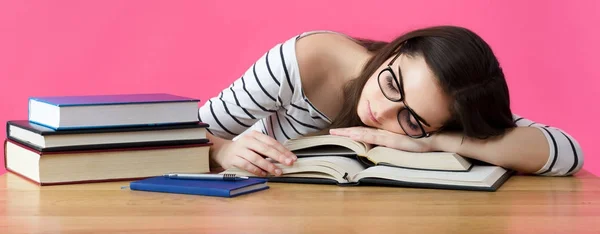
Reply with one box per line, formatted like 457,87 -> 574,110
222,173 -> 238,181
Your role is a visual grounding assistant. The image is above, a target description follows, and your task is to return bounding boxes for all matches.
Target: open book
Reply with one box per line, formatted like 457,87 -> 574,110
222,135 -> 513,191
284,135 -> 472,171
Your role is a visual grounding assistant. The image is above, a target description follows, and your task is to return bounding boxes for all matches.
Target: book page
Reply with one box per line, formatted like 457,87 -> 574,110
223,156 -> 367,183
292,145 -> 356,157
278,156 -> 366,183
224,165 -> 346,182
284,135 -> 370,155
353,165 -> 507,187
366,147 -> 472,171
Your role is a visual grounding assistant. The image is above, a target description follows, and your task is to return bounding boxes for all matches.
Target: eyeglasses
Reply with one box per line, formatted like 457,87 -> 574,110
377,52 -> 436,138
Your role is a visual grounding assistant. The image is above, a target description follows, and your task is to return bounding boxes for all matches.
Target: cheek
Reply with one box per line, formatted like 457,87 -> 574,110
357,77 -> 383,125
362,77 -> 380,98
358,77 -> 378,106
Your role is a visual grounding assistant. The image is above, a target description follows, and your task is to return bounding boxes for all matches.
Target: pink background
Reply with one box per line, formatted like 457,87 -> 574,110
1,0 -> 598,175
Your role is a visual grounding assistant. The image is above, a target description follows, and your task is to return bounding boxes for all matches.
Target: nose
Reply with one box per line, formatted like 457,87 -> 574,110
375,99 -> 401,122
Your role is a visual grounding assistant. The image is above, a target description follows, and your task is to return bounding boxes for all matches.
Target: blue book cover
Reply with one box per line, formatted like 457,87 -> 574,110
29,93 -> 199,107
28,93 -> 201,130
129,176 -> 269,198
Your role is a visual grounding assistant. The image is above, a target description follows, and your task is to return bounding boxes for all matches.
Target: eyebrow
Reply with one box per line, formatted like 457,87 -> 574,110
396,64 -> 431,127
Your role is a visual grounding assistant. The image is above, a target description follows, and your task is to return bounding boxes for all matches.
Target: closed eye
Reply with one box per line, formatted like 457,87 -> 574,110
385,76 -> 399,93
403,109 -> 419,130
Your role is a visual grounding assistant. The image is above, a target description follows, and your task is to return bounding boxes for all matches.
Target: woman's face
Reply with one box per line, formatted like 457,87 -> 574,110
357,53 -> 452,136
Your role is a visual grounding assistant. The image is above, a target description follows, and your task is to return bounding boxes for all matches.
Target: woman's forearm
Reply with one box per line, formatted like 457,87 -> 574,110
433,127 -> 549,173
206,132 -> 232,170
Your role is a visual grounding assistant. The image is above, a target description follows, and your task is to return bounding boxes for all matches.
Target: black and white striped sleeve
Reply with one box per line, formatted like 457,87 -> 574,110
198,39 -> 298,140
513,114 -> 584,176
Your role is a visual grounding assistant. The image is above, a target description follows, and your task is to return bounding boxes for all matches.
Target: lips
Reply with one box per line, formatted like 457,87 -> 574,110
367,101 -> 381,125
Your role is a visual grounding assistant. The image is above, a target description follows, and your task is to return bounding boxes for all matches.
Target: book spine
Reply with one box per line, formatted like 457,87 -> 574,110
5,121 -> 9,139
3,139 -> 7,171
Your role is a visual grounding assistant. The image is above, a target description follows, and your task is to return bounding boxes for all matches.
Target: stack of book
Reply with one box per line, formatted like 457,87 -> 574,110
4,93 -> 212,185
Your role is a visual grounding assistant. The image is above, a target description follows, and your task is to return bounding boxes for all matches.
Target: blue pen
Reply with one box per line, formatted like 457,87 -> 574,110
163,173 -> 249,181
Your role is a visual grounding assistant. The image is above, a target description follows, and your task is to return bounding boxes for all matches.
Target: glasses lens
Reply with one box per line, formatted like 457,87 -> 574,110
398,108 -> 425,137
378,69 -> 402,101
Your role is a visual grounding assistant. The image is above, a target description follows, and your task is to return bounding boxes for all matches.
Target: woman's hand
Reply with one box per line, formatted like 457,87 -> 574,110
329,127 -> 447,152
213,131 -> 297,177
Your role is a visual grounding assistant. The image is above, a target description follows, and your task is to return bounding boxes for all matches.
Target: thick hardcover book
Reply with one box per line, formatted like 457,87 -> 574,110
28,93 -> 200,130
130,176 -> 269,198
223,156 -> 513,192
7,120 -> 209,152
4,139 -> 212,186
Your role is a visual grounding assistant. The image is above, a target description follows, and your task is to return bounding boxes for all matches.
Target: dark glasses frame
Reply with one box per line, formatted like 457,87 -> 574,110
376,52 -> 440,138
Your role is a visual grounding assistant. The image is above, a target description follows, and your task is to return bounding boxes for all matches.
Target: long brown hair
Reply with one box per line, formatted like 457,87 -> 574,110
317,26 -> 515,139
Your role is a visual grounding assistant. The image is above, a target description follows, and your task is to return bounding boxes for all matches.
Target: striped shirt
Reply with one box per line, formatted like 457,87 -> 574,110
198,31 -> 584,176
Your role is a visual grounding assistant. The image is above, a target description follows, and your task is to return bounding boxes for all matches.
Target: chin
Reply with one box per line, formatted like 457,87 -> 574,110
356,106 -> 372,127
359,116 -> 371,127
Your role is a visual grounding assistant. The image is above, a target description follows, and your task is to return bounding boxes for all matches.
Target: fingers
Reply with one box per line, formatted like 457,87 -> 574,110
247,131 -> 297,165
228,131 -> 296,177
243,148 -> 283,175
231,155 -> 267,177
355,129 -> 387,145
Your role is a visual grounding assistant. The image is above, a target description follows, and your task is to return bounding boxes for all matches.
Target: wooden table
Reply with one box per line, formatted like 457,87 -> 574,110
1,171 -> 599,234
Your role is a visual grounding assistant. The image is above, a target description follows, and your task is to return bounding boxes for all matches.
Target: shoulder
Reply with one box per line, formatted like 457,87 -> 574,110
294,31 -> 370,91
295,31 -> 366,69
295,31 -> 362,56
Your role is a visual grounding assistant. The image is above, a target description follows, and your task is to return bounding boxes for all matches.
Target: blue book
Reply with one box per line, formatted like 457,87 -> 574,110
129,176 -> 269,198
28,93 -> 200,130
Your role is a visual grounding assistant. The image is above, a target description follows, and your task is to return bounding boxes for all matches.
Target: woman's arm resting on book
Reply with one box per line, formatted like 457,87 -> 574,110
331,127 -> 554,175
330,117 -> 584,176
433,128 -> 550,174
434,115 -> 584,176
